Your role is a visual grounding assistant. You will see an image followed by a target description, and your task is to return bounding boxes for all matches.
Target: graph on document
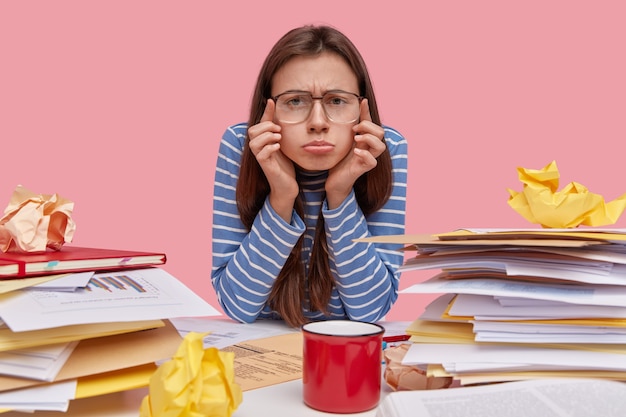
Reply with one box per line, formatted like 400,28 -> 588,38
26,270 -> 172,309
86,274 -> 154,294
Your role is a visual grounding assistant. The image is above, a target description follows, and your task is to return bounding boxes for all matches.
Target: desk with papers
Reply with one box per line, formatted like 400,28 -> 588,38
0,256 -> 429,415
4,228 -> 626,414
0,267 -> 221,413
0,316 -> 408,417
0,378 -> 396,417
5,366 -> 625,417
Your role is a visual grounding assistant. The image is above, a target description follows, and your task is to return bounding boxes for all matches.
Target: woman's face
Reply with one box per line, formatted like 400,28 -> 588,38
271,52 -> 360,172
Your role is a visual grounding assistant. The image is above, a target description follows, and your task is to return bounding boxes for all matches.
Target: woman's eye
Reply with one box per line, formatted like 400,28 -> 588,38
286,96 -> 309,107
326,96 -> 348,106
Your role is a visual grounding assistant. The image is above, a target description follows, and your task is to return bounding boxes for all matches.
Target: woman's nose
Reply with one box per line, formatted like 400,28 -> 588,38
307,100 -> 330,129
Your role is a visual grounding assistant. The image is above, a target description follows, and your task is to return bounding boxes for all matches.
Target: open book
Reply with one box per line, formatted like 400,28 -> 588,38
376,378 -> 626,417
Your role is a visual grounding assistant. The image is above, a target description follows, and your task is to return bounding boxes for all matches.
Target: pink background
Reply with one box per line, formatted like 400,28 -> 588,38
2,1 -> 625,321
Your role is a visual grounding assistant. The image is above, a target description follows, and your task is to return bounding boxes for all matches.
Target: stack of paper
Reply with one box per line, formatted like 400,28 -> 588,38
360,229 -> 626,386
0,262 -> 221,412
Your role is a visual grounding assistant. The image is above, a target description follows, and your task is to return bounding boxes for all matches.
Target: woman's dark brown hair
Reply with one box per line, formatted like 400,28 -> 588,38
236,25 -> 393,327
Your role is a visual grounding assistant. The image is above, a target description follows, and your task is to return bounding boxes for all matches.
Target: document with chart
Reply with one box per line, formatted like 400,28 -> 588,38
0,267 -> 220,332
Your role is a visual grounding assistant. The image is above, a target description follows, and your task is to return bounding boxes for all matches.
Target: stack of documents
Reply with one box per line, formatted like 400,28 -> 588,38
0,261 -> 221,412
362,229 -> 626,386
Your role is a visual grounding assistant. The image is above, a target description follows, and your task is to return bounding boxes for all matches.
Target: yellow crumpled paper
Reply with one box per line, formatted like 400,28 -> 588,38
507,161 -> 626,228
383,344 -> 452,391
139,332 -> 243,417
0,185 -> 76,253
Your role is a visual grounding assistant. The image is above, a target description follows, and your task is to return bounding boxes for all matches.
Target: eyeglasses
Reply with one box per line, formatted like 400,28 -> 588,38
271,90 -> 363,124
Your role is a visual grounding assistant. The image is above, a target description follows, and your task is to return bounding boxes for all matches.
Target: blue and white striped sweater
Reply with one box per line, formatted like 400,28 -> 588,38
211,123 -> 407,323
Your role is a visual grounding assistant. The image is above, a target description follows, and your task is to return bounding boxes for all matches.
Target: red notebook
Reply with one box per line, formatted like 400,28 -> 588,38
0,246 -> 166,278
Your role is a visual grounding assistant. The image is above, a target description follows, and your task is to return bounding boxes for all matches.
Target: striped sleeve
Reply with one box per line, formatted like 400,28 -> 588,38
322,126 -> 407,322
211,124 -> 305,323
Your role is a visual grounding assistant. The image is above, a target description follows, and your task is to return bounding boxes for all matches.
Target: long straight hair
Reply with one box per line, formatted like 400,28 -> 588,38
236,25 -> 393,327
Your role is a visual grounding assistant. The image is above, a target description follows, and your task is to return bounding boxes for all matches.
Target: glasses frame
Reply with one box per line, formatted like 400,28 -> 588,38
271,90 -> 364,124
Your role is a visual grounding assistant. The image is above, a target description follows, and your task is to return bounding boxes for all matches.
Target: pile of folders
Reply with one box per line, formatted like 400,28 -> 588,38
0,246 -> 216,412
362,228 -> 626,386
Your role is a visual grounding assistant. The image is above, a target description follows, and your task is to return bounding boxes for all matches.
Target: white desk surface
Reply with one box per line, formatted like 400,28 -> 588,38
1,378 -> 394,416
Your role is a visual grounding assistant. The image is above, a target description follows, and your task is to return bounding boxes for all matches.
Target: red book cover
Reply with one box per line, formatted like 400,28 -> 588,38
0,246 -> 166,278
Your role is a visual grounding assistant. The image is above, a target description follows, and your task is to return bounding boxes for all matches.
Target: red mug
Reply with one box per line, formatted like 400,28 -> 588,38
302,320 -> 385,413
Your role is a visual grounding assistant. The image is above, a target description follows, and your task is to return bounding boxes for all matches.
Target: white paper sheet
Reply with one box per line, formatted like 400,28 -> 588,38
402,343 -> 626,371
0,267 -> 221,332
0,342 -> 78,380
402,274 -> 626,307
29,271 -> 94,291
376,377 -> 626,417
448,293 -> 626,319
170,316 -> 299,350
0,379 -> 76,412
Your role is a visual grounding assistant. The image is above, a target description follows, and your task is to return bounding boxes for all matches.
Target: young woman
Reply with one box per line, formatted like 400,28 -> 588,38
212,25 -> 407,327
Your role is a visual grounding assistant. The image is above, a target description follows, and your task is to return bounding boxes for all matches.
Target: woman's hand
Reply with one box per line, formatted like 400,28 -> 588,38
325,99 -> 386,209
247,99 -> 298,221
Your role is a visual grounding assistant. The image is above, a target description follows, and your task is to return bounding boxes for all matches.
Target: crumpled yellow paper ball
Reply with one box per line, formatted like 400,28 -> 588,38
0,185 -> 76,253
139,332 -> 243,417
507,161 -> 626,228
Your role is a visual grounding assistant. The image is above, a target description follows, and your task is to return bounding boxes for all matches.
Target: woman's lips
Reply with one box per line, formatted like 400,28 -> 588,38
303,141 -> 334,154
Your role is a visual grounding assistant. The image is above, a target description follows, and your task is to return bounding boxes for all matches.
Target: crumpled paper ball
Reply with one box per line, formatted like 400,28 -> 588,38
139,332 -> 243,417
0,185 -> 75,253
507,161 -> 626,228
383,344 -> 452,391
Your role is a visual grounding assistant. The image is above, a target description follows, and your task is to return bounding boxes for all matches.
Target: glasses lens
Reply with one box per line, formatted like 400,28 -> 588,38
323,92 -> 360,123
275,92 -> 360,123
275,93 -> 313,123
